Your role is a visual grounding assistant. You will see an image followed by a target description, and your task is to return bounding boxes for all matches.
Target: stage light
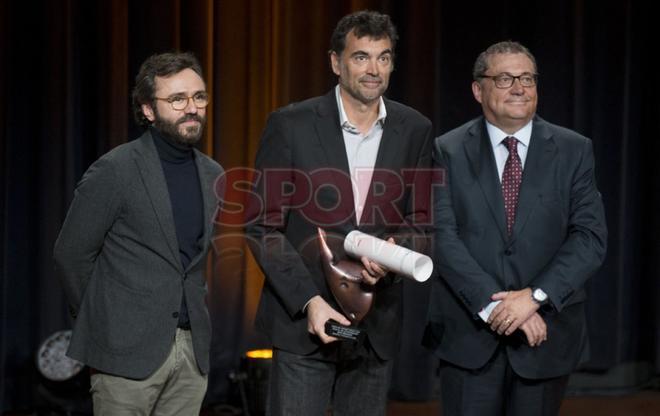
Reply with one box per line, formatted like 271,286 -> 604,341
229,349 -> 272,416
35,329 -> 91,413
245,349 -> 273,359
244,348 -> 272,415
36,330 -> 84,381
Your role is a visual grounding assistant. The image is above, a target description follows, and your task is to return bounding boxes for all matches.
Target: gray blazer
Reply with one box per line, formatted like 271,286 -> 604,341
54,131 -> 223,379
424,116 -> 607,379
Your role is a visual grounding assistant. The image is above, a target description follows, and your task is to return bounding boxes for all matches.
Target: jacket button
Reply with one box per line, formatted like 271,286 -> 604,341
172,312 -> 179,318
504,249 -> 513,256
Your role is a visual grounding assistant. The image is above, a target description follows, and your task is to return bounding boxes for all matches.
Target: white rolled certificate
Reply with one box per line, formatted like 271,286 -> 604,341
343,230 -> 433,282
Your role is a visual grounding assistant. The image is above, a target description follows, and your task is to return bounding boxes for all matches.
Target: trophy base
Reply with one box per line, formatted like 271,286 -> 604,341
325,320 -> 364,342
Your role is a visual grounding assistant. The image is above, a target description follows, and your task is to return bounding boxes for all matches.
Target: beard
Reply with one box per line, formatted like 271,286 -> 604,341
152,110 -> 206,146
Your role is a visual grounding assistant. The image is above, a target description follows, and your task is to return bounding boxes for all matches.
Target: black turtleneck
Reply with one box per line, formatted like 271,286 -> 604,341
151,127 -> 204,329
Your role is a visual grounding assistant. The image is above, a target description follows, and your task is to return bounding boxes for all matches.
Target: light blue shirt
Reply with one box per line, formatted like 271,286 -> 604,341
335,85 -> 387,223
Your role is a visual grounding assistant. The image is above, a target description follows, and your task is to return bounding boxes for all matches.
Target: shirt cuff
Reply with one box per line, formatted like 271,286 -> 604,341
302,298 -> 314,314
478,300 -> 501,322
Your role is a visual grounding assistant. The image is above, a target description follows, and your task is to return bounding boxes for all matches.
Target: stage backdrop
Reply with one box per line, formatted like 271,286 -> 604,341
1,0 -> 658,410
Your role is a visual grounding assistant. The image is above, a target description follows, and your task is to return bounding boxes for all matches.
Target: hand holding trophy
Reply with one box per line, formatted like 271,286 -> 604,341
317,228 -> 433,341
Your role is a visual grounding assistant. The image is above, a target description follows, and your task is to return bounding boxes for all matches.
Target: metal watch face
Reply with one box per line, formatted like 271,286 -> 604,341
533,288 -> 548,302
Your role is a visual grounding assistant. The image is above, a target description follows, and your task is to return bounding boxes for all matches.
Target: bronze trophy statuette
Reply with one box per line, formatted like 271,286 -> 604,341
317,228 -> 372,341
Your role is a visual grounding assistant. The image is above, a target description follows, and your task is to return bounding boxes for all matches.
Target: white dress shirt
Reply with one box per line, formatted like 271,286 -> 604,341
335,85 -> 387,224
486,120 -> 532,181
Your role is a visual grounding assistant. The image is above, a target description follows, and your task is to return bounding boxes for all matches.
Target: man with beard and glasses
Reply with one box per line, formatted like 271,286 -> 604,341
245,10 -> 432,415
54,52 -> 223,415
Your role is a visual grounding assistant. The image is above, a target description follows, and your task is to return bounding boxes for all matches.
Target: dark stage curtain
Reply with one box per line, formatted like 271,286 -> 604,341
1,0 -> 658,411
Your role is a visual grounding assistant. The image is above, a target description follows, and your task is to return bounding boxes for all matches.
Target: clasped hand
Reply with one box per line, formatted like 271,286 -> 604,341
487,288 -> 547,347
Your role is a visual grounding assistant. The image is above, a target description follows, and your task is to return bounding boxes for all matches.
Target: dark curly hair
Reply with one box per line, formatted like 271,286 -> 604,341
131,52 -> 204,127
330,10 -> 398,57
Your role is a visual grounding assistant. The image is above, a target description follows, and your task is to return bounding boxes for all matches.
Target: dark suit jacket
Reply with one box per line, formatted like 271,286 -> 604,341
245,90 -> 433,360
424,116 -> 607,379
54,131 -> 223,379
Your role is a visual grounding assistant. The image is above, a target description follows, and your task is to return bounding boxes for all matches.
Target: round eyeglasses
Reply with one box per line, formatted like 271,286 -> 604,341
154,92 -> 209,110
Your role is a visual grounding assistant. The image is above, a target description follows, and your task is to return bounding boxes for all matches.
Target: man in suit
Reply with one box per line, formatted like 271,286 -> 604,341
423,41 -> 607,415
245,10 -> 433,416
53,52 -> 223,415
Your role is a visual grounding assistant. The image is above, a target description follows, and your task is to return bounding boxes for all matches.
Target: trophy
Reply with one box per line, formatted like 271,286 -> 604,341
317,228 -> 371,341
317,228 -> 434,341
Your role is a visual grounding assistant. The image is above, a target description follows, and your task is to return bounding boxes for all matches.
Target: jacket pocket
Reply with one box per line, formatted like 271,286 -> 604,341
89,275 -> 151,353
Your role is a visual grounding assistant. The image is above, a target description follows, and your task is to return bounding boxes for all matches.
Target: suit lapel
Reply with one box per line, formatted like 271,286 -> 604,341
186,152 -> 221,270
359,99 -> 402,227
464,119 -> 507,241
511,117 -> 557,239
133,132 -> 182,271
314,91 -> 357,226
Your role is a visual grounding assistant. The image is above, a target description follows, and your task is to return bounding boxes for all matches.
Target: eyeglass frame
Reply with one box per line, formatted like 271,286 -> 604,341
153,91 -> 209,111
477,72 -> 538,89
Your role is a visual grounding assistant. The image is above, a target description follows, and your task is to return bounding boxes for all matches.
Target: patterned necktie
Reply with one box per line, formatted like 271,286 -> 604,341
502,136 -> 522,237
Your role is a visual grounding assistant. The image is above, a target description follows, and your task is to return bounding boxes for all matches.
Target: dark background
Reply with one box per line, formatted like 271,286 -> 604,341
2,0 -> 658,411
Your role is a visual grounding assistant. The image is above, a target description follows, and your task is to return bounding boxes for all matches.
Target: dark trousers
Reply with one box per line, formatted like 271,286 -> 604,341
439,347 -> 569,416
267,345 -> 392,416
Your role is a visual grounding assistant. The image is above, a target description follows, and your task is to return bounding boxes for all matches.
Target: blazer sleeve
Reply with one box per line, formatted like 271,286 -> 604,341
432,140 -> 503,315
53,156 -> 122,317
531,138 -> 607,311
244,111 -> 320,318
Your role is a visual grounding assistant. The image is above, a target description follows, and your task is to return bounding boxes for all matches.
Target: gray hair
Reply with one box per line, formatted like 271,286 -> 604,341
472,41 -> 537,81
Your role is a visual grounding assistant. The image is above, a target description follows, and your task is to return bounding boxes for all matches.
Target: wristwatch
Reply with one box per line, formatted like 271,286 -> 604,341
531,287 -> 548,305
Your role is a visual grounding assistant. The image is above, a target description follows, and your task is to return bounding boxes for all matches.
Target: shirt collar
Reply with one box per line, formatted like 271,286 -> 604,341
486,119 -> 533,149
335,85 -> 387,134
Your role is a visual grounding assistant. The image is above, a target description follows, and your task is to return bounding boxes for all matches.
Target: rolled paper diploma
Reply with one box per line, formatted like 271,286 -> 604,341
343,230 -> 433,282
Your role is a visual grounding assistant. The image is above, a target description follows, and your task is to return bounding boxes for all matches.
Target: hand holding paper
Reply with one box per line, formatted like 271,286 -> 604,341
343,230 -> 433,282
